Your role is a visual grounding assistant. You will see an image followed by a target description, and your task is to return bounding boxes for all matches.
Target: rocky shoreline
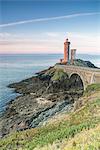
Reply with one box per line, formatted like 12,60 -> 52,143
0,62 -> 90,137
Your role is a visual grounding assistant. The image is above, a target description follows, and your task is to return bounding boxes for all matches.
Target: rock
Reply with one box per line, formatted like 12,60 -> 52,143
5,107 -> 18,118
0,65 -> 84,137
36,97 -> 52,105
74,59 -> 98,68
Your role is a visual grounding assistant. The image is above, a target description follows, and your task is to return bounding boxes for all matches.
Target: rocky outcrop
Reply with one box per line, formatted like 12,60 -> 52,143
0,66 -> 84,137
73,59 -> 98,68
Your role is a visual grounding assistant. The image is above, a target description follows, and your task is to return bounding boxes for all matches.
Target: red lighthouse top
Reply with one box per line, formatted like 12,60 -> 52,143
65,38 -> 70,44
66,38 -> 68,42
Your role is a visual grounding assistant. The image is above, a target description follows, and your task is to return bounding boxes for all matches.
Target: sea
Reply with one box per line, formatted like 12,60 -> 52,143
0,54 -> 100,113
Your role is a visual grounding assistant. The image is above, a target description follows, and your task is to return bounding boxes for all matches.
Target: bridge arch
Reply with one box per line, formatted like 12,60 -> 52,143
54,65 -> 100,90
69,72 -> 85,90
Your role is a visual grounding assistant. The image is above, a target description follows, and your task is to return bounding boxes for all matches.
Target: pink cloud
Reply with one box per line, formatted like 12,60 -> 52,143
0,32 -> 100,54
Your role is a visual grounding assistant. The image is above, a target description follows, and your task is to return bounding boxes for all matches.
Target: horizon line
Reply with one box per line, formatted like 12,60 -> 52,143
0,53 -> 100,55
0,12 -> 100,28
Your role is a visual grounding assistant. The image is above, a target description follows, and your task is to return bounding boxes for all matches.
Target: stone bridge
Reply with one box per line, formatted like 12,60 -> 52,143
54,65 -> 100,90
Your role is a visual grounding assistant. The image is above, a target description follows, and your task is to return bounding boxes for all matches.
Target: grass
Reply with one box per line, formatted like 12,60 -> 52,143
63,124 -> 100,150
51,69 -> 68,81
34,124 -> 100,150
84,83 -> 100,96
0,84 -> 100,150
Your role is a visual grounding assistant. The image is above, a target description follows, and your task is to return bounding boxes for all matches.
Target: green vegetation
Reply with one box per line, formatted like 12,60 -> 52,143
35,124 -> 100,150
64,124 -> 100,150
51,69 -> 68,81
84,83 -> 100,95
40,68 -> 68,82
0,84 -> 100,150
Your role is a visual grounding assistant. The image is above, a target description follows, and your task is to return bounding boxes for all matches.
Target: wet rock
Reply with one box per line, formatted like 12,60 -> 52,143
5,107 -> 18,118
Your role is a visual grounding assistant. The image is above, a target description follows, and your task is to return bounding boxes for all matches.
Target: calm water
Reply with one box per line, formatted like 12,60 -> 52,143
0,54 -> 100,113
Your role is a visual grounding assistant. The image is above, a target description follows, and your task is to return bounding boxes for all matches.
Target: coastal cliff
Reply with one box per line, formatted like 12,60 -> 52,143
0,59 -> 99,150
0,64 -> 84,137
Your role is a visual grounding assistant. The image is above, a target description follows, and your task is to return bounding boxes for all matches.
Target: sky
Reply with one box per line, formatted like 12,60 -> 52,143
0,0 -> 100,54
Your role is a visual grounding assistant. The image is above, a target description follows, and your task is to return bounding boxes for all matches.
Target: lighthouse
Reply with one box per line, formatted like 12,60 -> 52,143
60,38 -> 77,65
60,38 -> 70,64
71,49 -> 76,64
64,38 -> 70,63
